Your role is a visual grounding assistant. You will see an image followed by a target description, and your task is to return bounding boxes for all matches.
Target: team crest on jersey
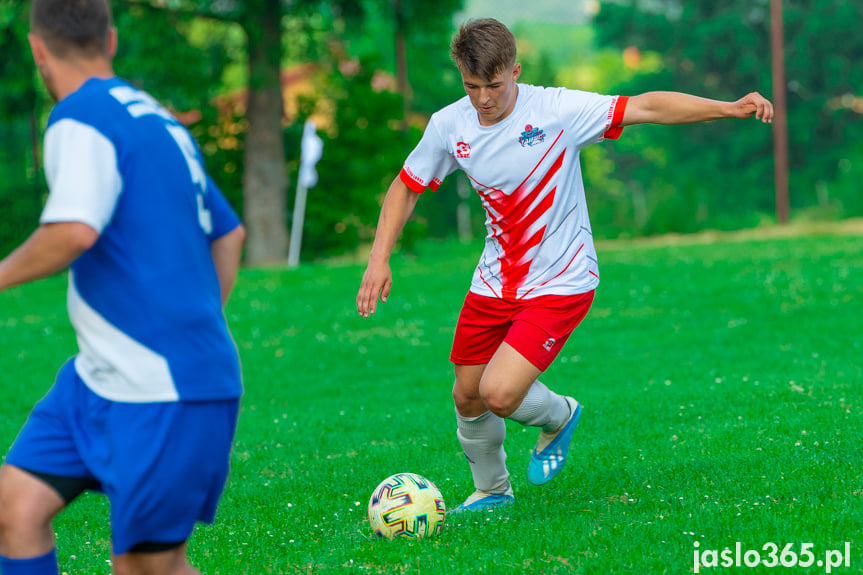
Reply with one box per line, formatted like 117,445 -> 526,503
456,141 -> 471,158
519,124 -> 545,147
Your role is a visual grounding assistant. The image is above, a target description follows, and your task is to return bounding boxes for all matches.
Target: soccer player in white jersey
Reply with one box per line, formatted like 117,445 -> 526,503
357,18 -> 773,512
0,1 -> 245,574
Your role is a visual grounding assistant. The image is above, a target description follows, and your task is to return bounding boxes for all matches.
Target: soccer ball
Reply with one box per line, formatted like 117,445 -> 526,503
368,472 -> 446,539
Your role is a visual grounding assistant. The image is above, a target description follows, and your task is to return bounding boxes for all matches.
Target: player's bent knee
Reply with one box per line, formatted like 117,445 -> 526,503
452,386 -> 477,412
481,390 -> 519,419
0,487 -> 55,541
453,388 -> 489,420
0,503 -> 53,555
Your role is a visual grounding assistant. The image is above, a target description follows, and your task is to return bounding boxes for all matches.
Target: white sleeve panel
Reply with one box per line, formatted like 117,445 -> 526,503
555,89 -> 619,148
40,119 -> 123,233
401,115 -> 458,192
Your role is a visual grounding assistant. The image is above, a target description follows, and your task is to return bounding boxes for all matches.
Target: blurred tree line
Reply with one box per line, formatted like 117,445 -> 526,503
0,0 -> 464,263
1,0 -> 860,263
584,0 -> 863,237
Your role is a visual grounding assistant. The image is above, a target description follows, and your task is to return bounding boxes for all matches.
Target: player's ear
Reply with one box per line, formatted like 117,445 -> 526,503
106,27 -> 118,59
27,33 -> 47,66
512,62 -> 521,82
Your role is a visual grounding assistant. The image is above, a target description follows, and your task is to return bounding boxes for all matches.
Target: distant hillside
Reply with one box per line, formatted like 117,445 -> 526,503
454,0 -> 598,72
455,0 -> 591,26
511,21 -> 596,68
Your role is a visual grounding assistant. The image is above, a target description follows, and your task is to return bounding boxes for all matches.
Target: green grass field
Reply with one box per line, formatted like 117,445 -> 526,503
1,224 -> 861,574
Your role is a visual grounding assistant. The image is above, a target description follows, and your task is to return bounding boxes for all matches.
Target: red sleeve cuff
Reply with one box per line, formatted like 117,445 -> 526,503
399,167 -> 441,193
399,167 -> 427,193
603,95 -> 628,140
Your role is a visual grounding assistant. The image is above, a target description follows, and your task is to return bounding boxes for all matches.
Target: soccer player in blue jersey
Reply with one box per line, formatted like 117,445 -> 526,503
0,1 -> 245,574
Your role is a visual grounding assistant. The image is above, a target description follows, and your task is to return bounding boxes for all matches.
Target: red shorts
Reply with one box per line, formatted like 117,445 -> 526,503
450,290 -> 595,371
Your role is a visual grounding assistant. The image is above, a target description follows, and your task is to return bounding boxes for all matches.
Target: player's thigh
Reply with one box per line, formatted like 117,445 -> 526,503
98,399 -> 240,556
479,342 -> 543,417
0,464 -> 66,521
502,291 -> 595,372
112,543 -> 198,575
451,292 -> 516,416
1,360 -> 97,534
450,292 -> 514,367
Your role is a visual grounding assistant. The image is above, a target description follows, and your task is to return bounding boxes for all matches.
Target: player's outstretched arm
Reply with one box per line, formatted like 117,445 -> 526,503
211,224 -> 246,307
621,91 -> 774,127
0,222 -> 98,293
357,176 -> 420,318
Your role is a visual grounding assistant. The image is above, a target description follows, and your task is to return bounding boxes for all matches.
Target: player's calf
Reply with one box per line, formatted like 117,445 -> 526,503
112,546 -> 199,575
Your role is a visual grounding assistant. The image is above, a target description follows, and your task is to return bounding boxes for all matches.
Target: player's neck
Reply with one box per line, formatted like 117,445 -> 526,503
500,84 -> 519,123
52,58 -> 115,101
477,83 -> 519,127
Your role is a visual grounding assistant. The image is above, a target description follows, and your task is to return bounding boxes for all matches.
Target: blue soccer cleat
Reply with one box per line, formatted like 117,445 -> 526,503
527,397 -> 581,486
451,485 -> 514,513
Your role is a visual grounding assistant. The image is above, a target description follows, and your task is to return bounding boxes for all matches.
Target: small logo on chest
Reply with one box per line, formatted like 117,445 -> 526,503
519,124 -> 545,147
456,141 -> 471,158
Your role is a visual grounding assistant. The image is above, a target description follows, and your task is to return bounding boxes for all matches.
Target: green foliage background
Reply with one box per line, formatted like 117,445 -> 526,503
0,0 -> 861,258
0,2 -> 43,257
588,0 -> 863,237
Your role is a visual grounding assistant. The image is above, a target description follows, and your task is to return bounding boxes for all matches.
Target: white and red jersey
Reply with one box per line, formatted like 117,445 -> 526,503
400,84 -> 627,300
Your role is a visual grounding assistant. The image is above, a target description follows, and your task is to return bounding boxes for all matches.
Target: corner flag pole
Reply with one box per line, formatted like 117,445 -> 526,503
287,182 -> 309,269
288,119 -> 323,269
770,0 -> 789,224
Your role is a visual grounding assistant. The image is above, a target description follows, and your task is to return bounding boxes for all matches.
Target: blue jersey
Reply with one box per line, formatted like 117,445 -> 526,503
40,77 -> 242,402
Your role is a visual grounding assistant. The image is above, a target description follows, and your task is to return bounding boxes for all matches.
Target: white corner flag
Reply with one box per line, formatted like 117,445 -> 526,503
289,119 -> 324,268
298,119 -> 324,188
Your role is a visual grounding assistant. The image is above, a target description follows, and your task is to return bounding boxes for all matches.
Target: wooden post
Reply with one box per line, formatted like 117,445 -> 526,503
770,0 -> 790,224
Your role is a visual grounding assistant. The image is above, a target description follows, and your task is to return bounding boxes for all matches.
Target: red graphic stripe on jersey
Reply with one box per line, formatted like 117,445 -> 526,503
603,96 -> 628,140
519,243 -> 584,299
477,265 -> 502,299
473,134 -> 566,300
588,270 -> 599,279
513,130 -> 565,191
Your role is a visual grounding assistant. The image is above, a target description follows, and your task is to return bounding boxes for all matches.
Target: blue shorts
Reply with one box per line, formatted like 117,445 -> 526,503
5,359 -> 240,555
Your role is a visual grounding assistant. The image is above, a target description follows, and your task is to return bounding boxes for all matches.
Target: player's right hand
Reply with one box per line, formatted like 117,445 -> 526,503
357,261 -> 392,318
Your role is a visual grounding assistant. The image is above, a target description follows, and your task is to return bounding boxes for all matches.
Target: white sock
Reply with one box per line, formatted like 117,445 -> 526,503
455,409 -> 509,493
508,380 -> 571,432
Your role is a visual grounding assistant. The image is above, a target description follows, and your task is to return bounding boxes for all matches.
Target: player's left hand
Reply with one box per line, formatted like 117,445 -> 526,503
730,91 -> 774,123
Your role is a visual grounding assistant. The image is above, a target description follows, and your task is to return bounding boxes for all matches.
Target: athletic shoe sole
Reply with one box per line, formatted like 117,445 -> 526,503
451,492 -> 515,513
